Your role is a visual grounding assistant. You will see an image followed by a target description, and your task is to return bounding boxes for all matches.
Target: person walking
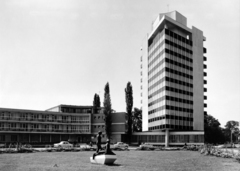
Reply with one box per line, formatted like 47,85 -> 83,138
96,131 -> 103,153
93,131 -> 103,159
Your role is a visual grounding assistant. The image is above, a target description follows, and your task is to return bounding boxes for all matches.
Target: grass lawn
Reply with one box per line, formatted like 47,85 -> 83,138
0,150 -> 239,171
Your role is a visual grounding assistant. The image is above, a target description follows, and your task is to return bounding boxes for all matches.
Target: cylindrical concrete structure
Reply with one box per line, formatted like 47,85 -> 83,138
165,129 -> 169,147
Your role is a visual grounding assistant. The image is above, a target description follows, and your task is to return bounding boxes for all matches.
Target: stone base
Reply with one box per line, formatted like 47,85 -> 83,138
90,154 -> 117,165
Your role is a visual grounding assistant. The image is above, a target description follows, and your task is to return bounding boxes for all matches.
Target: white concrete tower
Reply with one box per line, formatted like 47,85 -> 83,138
141,11 -> 207,144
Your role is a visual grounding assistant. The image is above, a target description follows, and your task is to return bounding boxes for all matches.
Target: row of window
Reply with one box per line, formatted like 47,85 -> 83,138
165,81 -> 193,94
93,115 -> 104,120
148,29 -> 192,55
0,112 -> 90,123
166,86 -> 193,96
166,67 -> 193,79
127,134 -> 204,143
61,107 -> 92,114
166,76 -> 193,88
0,122 -> 89,129
148,41 -> 192,66
165,29 -> 193,46
149,115 -> 193,123
148,66 -> 193,85
0,118 -> 89,124
165,56 -> 193,71
148,95 -> 193,107
148,105 -> 193,115
165,73 -> 193,89
149,90 -> 193,105
148,96 -> 165,107
131,135 -> 165,143
149,100 -> 193,113
169,135 -> 204,143
0,128 -> 89,133
148,76 -> 193,94
148,47 -> 164,67
149,124 -> 193,131
148,28 -> 165,57
148,49 -> 193,75
93,125 -> 104,129
0,122 -> 90,133
166,95 -> 193,104
165,52 -> 192,67
149,74 -> 193,93
165,39 -> 193,55
149,85 -> 193,100
149,58 -> 193,83
165,61 -> 193,77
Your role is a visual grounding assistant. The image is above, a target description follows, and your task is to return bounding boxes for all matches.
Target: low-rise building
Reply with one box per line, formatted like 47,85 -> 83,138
0,105 -> 127,144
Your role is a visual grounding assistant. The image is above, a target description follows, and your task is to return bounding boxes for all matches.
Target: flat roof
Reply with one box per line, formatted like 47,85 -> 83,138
149,12 -> 206,41
45,104 -> 94,111
0,107 -> 91,116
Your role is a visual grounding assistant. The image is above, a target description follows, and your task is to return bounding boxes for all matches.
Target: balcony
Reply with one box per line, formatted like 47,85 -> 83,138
0,128 -> 90,134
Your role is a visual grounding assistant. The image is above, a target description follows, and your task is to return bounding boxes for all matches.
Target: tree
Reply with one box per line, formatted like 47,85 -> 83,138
132,108 -> 142,132
96,94 -> 101,108
125,82 -> 133,144
224,120 -> 239,143
93,94 -> 97,113
103,83 -> 112,139
93,94 -> 101,113
204,113 -> 225,144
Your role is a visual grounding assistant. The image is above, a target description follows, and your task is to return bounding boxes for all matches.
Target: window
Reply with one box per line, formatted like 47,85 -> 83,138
0,135 -> 5,142
11,135 -> 17,142
34,114 -> 38,120
62,116 -> 67,121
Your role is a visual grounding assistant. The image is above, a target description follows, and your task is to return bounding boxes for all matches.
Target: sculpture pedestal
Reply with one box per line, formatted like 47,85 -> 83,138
90,154 -> 117,165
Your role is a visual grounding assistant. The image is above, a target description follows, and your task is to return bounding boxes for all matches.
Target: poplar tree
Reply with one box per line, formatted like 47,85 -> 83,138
125,82 -> 133,144
93,94 -> 101,113
96,94 -> 101,108
103,83 -> 112,139
93,94 -> 98,113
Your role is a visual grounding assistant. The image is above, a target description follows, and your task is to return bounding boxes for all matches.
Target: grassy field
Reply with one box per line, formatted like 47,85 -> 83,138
0,150 -> 239,171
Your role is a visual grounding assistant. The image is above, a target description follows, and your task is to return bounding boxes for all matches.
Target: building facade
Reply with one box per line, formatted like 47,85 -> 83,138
0,105 -> 127,144
139,11 -> 206,146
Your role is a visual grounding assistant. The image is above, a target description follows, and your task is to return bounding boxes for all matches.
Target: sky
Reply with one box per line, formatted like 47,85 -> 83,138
0,0 -> 239,127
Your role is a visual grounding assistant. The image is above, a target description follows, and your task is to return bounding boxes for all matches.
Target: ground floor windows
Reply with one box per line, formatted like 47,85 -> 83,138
132,135 -> 165,143
169,135 -> 204,143
0,133 -> 93,144
0,135 -> 5,142
148,124 -> 193,131
131,134 -> 204,144
0,122 -> 90,133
